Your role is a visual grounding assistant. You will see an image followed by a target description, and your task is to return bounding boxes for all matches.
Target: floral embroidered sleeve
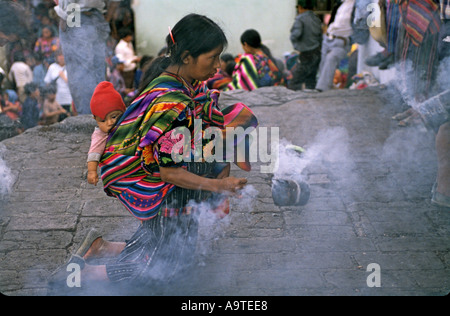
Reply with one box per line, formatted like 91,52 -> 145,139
156,129 -> 187,167
140,109 -> 191,171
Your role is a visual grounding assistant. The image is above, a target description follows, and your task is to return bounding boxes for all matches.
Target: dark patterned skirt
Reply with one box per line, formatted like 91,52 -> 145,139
106,162 -> 225,284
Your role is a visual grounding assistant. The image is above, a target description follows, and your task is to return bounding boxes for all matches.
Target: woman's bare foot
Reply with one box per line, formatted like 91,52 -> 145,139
392,108 -> 414,121
392,108 -> 421,127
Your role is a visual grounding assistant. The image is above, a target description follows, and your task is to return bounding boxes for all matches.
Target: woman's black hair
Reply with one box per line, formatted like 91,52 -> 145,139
240,29 -> 262,49
220,53 -> 235,63
118,27 -> 134,40
297,0 -> 316,10
24,82 -> 39,96
43,85 -> 57,97
139,13 -> 228,93
241,29 -> 278,68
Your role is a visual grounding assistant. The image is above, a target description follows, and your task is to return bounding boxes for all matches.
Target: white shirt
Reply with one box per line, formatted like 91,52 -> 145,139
54,0 -> 121,20
44,63 -> 73,106
115,39 -> 137,72
327,0 -> 356,38
8,62 -> 33,88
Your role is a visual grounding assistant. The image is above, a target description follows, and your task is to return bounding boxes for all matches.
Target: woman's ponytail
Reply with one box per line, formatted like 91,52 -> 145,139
138,55 -> 171,94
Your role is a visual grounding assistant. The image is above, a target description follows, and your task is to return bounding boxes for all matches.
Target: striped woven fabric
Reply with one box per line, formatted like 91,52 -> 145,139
206,69 -> 232,90
401,0 -> 441,46
99,73 -> 225,221
386,0 -> 401,54
227,54 -> 259,91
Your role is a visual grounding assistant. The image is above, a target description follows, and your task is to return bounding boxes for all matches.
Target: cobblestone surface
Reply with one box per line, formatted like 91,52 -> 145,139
0,86 -> 449,296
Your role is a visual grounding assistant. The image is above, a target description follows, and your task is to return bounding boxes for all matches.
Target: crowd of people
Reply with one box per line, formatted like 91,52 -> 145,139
0,0 -> 150,135
3,1 -> 447,129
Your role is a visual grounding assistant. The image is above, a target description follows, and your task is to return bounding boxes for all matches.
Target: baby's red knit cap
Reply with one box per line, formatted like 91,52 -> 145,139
90,81 -> 126,120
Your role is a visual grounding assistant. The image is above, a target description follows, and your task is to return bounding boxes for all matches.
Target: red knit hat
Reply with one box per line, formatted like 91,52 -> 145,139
90,81 -> 126,120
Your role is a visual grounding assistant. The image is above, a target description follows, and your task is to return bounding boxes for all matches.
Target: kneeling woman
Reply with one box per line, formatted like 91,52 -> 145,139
57,14 -> 256,286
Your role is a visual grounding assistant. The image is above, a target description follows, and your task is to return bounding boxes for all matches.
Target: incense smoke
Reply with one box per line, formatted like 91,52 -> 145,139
0,144 -> 15,202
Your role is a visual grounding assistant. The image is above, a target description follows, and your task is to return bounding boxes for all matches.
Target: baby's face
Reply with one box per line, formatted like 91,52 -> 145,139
95,110 -> 123,133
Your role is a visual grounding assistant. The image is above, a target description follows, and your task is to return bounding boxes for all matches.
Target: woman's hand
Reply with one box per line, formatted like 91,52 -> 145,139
160,165 -> 247,194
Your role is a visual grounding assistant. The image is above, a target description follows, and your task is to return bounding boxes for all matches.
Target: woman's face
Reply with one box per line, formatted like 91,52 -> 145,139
42,28 -> 52,39
184,45 -> 223,82
242,42 -> 252,54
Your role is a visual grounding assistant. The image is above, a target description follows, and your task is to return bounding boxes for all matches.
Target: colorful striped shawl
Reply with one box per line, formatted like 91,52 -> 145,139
227,52 -> 285,91
99,73 -> 224,221
206,69 -> 232,90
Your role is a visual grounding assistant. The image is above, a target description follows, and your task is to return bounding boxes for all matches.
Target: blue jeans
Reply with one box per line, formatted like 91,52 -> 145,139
316,35 -> 351,91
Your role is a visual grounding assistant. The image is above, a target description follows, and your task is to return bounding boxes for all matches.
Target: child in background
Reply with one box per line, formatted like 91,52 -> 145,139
288,0 -> 323,91
206,53 -> 235,90
21,82 -> 41,130
0,89 -> 23,135
87,81 -> 126,186
108,56 -> 130,98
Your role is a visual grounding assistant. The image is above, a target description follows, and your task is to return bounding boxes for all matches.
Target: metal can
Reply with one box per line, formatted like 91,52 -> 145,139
271,178 -> 311,207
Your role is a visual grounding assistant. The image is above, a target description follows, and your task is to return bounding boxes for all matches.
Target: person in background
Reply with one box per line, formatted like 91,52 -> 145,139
114,27 -> 142,89
433,115 -> 450,209
0,67 -> 5,92
41,85 -> 69,125
8,52 -> 34,103
392,0 -> 442,127
428,0 -> 449,208
439,0 -> 450,61
315,0 -> 356,92
44,51 -> 73,115
34,25 -> 60,60
288,0 -> 323,91
108,56 -> 131,98
0,89 -> 22,124
365,0 -> 398,70
36,14 -> 59,39
0,1 -> 32,47
227,29 -> 285,91
33,53 -> 50,89
54,0 -> 121,115
21,82 -> 41,130
206,53 -> 235,90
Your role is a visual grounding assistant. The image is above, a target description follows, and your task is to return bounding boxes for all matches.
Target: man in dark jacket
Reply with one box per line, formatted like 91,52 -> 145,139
289,0 -> 323,91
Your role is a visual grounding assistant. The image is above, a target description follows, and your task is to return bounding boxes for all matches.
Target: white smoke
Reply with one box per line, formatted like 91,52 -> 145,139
195,184 -> 258,263
275,127 -> 354,180
0,144 -> 15,200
